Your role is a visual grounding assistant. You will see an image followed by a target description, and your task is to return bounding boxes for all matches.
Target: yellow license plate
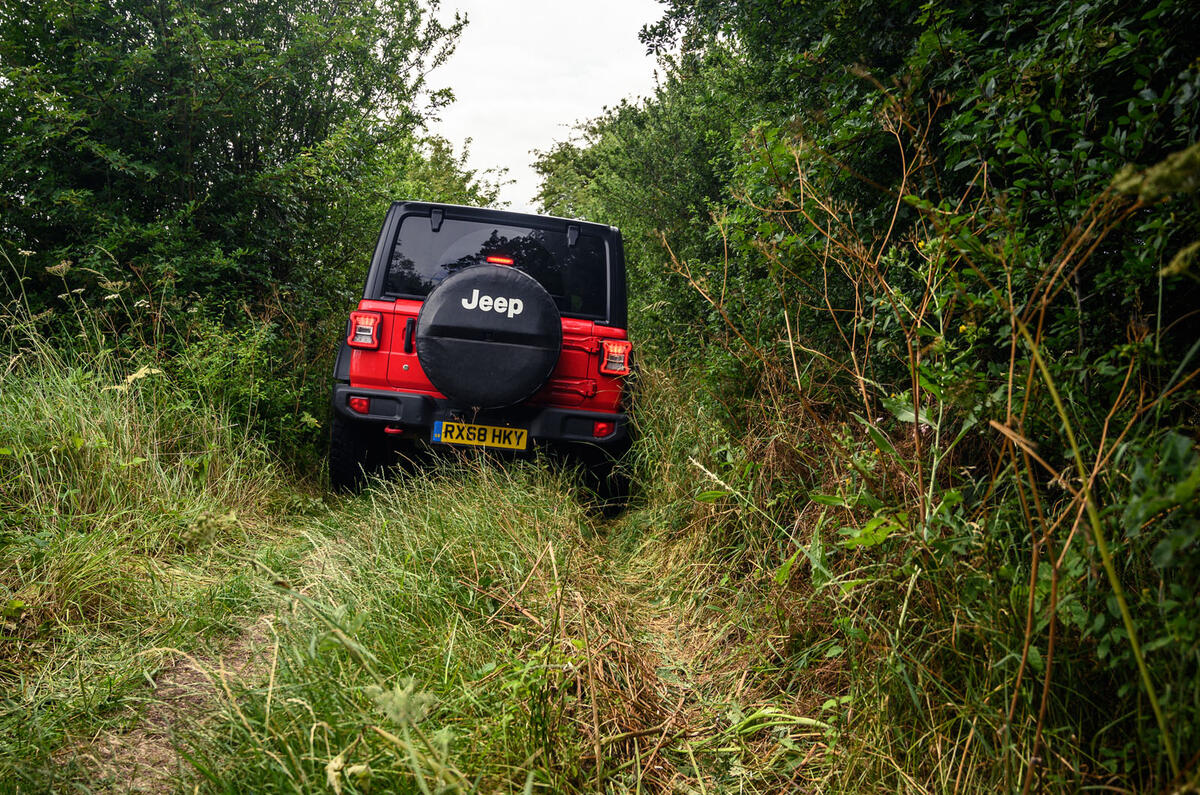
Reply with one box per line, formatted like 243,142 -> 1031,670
432,420 -> 528,450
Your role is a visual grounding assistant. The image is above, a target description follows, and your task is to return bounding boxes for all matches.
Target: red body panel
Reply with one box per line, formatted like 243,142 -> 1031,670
348,299 -> 629,414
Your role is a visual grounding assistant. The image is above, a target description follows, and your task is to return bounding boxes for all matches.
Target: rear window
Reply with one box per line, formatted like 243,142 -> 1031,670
383,215 -> 609,319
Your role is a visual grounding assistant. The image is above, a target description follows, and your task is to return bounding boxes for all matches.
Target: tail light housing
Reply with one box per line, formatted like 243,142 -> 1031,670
598,339 -> 632,376
348,396 -> 370,414
347,311 -> 382,349
593,420 -> 615,438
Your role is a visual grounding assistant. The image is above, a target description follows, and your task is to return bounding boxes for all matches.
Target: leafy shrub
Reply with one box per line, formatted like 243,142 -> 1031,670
536,0 -> 1200,787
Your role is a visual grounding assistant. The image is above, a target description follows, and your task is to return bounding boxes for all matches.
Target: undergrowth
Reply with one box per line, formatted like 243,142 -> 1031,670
5,284 -> 1196,792
3,207 -> 1198,794
3,316 -> 1195,792
0,300 -> 308,789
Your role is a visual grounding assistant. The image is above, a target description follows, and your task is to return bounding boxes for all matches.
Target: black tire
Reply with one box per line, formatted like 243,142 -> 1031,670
589,371 -> 637,517
415,264 -> 562,409
328,412 -> 384,493
574,438 -> 633,518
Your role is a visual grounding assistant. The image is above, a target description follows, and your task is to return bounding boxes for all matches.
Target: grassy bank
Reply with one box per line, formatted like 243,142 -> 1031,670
3,311 -> 1196,793
0,322 -> 312,790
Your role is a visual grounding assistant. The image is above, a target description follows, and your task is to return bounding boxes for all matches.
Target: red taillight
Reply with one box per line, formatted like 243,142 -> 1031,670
486,255 -> 515,265
599,339 -> 632,375
593,420 -> 615,438
348,396 -> 370,414
347,311 -> 382,349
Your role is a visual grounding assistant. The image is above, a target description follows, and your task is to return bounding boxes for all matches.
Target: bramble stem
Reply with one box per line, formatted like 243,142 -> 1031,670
1017,318 -> 1179,778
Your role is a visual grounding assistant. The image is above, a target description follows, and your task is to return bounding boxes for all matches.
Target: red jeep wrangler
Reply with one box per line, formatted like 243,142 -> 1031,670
329,202 -> 633,494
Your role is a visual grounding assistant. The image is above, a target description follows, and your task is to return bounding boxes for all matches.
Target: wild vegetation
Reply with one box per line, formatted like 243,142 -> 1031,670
533,0 -> 1200,790
1,0 -> 1198,792
0,0 -> 498,463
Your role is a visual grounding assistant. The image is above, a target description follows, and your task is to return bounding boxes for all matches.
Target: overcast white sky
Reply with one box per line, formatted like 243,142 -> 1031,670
428,0 -> 664,212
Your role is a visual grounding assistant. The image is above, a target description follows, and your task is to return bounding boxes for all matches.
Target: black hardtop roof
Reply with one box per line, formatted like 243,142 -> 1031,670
368,200 -> 627,328
389,201 -> 620,237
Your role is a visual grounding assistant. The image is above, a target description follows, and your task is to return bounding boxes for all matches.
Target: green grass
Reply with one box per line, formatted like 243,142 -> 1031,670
167,368 -> 852,794
0,336 -> 1004,793
177,464 -> 601,793
0,327 -> 311,791
2,305 -> 1193,793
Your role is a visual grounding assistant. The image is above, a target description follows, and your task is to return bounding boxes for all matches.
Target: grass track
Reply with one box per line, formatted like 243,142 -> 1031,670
10,343 -> 1178,793
130,463 -> 846,793
0,345 -> 851,794
6,446 -> 840,793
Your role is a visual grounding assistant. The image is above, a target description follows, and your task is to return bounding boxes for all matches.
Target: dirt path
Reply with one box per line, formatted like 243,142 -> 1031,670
56,514 -> 748,793
66,616 -> 278,793
63,537 -> 346,793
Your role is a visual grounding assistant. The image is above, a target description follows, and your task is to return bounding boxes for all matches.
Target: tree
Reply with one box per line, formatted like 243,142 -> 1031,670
0,0 -> 464,308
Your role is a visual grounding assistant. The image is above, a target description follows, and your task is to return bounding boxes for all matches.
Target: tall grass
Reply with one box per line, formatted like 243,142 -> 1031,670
181,463 -> 612,792
3,194 -> 1194,794
0,283 -> 297,788
621,122 -> 1200,791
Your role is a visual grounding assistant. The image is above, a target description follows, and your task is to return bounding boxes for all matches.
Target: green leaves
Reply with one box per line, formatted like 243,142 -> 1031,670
880,394 -> 932,427
0,0 -> 471,314
1123,432 -> 1200,568
838,513 -> 907,548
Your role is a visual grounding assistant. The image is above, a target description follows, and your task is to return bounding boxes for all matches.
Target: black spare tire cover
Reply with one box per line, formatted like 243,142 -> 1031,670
415,264 -> 562,409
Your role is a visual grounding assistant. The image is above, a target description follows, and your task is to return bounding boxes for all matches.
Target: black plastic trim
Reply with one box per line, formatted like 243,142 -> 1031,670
332,384 -> 436,426
603,233 -> 628,329
403,317 -> 416,353
333,339 -> 351,382
362,208 -> 402,300
368,201 -> 627,328
331,384 -> 629,446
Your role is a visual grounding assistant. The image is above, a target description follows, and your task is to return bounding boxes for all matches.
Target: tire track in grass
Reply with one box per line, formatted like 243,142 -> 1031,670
62,539 -> 335,794
65,479 -> 796,793
81,617 -> 278,793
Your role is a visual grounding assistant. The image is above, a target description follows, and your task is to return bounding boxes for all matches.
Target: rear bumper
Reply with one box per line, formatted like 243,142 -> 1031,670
331,383 -> 630,446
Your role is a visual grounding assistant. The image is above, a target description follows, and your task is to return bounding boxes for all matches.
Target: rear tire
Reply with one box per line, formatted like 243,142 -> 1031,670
329,412 -> 384,493
575,439 -> 633,518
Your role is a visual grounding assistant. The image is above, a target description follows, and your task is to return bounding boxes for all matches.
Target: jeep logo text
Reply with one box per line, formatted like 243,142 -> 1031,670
461,289 -> 524,318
